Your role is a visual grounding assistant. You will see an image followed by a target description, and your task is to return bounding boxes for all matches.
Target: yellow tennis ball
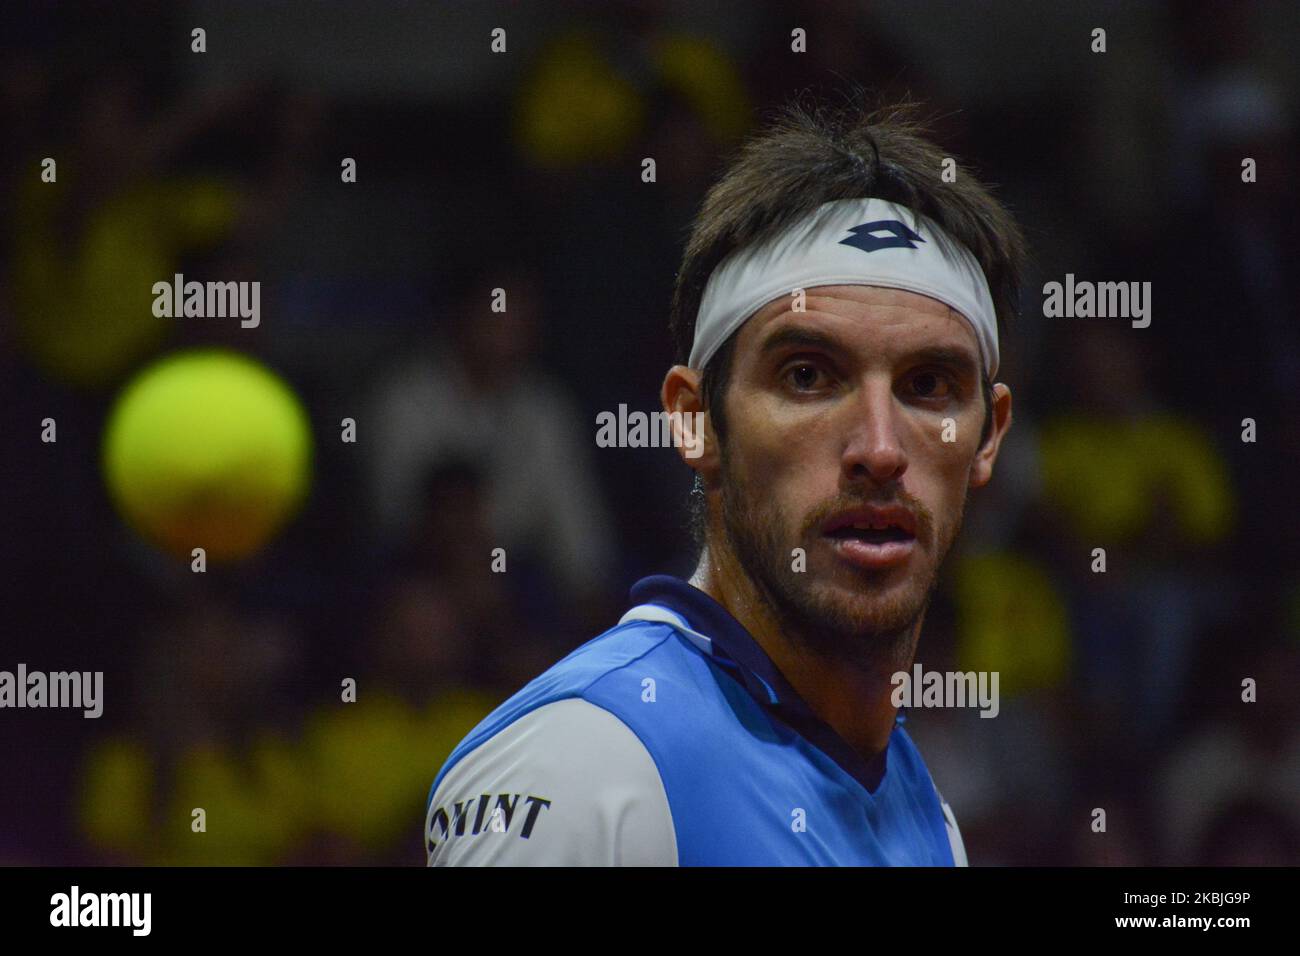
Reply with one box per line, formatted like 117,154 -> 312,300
103,349 -> 312,563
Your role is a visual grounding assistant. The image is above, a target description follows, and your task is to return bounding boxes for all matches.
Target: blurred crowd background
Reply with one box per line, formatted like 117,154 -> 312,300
1,0 -> 1298,866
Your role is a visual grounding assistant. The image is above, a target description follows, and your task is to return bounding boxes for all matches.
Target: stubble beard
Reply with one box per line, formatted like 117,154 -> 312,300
717,453 -> 965,674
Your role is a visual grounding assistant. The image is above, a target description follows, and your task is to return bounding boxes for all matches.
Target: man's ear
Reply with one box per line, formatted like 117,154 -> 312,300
969,382 -> 1012,488
662,365 -> 721,480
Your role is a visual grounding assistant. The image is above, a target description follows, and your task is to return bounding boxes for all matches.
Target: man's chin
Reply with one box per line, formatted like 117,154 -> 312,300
796,572 -> 930,639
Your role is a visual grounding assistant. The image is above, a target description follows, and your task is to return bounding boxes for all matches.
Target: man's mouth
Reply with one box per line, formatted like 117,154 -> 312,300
825,525 -> 914,544
820,507 -> 918,569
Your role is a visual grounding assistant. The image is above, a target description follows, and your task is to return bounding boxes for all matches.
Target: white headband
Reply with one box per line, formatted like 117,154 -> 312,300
689,197 -> 999,378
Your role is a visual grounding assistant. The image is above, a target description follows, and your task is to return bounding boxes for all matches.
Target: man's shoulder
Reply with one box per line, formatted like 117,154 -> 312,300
424,620 -> 702,865
436,620 -> 692,771
542,617 -> 691,693
424,696 -> 677,865
889,723 -> 970,866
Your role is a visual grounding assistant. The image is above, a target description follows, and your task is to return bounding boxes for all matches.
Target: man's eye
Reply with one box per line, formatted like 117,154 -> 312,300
910,371 -> 952,398
785,363 -> 826,391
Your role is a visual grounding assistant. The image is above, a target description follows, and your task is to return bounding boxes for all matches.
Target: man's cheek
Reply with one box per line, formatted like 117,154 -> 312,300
930,434 -> 978,492
767,481 -> 805,540
923,411 -> 982,454
930,489 -> 966,550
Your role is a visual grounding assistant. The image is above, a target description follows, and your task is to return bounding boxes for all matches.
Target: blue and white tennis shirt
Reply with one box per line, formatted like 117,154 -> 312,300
425,575 -> 967,866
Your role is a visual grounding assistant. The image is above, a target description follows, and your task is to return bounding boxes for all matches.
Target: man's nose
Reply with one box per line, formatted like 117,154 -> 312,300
839,379 -> 907,486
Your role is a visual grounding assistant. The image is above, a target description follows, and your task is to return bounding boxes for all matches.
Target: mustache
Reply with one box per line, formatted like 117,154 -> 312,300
801,490 -> 933,540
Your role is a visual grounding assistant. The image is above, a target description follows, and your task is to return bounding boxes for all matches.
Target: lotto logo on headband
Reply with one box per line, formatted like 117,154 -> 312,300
839,219 -> 926,254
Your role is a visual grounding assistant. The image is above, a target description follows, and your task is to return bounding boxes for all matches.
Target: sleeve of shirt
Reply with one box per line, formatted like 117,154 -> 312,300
425,698 -> 678,866
938,792 -> 969,866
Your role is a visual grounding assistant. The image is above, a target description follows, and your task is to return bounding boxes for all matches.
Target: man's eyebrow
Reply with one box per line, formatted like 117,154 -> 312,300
758,326 -> 844,358
905,345 -> 980,378
758,328 -> 981,377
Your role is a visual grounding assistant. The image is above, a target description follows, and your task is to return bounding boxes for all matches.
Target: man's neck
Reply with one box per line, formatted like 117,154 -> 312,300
689,544 -> 915,762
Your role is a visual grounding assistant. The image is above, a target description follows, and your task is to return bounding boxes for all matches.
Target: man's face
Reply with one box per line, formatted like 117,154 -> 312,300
713,285 -> 999,666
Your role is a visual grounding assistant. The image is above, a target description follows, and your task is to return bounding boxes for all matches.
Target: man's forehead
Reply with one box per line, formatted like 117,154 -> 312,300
738,284 -> 981,360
